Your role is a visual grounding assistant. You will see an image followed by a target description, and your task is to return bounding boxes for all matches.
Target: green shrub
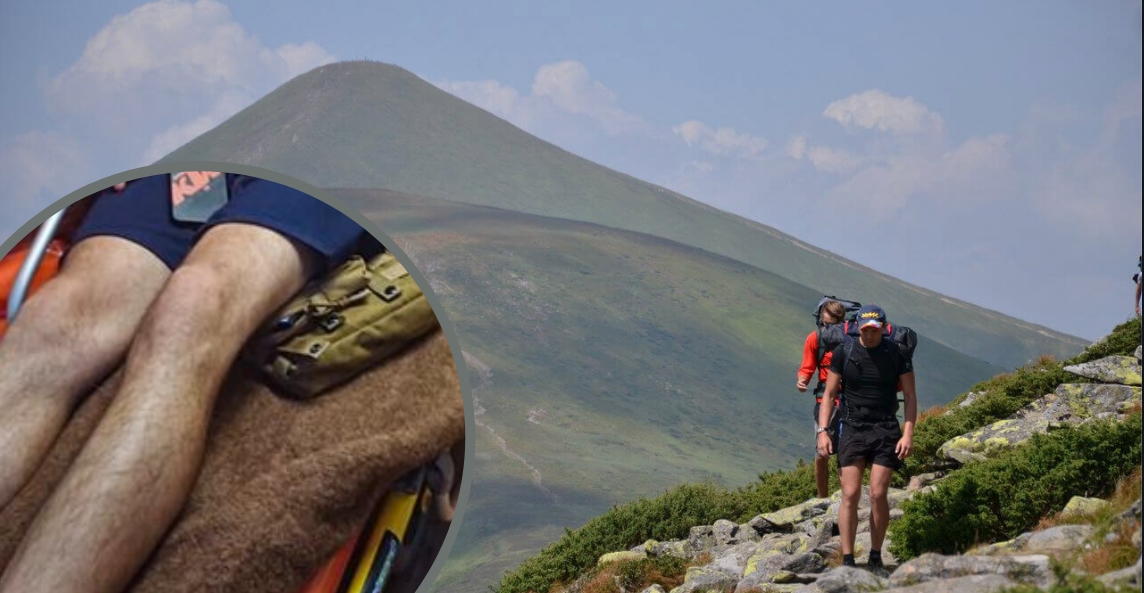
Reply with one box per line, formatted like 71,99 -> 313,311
494,462 -> 839,593
889,412 -> 1142,561
494,482 -> 736,593
1068,317 -> 1141,364
614,555 -> 688,590
900,357 -> 1073,479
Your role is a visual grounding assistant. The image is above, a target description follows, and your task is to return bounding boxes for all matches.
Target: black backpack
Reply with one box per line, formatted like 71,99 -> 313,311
812,297 -> 918,392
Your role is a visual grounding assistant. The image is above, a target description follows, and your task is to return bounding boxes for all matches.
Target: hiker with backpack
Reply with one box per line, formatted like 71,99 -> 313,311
797,298 -> 848,498
815,304 -> 917,571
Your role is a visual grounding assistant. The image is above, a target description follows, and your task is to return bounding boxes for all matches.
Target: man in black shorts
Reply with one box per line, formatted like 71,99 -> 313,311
0,173 -> 366,593
815,304 -> 916,571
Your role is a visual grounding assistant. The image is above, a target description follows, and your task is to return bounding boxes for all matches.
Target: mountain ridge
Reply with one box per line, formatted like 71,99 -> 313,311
161,60 -> 1086,369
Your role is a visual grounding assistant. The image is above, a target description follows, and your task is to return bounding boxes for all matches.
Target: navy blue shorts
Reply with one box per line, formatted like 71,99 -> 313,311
72,174 -> 366,271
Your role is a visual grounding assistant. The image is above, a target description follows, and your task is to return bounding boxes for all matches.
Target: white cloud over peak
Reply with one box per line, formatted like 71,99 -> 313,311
44,0 -> 334,157
438,60 -> 644,137
823,89 -> 945,135
673,120 -> 768,159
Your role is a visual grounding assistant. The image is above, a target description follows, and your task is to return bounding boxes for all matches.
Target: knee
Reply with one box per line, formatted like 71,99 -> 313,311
133,265 -> 234,349
840,480 -> 862,504
870,483 -> 889,502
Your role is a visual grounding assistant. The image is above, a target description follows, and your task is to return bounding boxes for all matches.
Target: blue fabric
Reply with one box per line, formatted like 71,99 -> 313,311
72,174 -> 368,270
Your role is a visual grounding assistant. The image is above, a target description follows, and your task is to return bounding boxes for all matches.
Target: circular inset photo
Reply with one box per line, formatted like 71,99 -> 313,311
0,168 -> 468,593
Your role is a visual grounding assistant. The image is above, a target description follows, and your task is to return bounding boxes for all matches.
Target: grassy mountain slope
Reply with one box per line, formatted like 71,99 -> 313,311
160,60 -> 1086,370
332,189 -> 1005,591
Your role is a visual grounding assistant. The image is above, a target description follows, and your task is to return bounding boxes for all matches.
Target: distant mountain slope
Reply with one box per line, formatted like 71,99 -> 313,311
328,189 -> 1005,592
161,60 -> 1087,369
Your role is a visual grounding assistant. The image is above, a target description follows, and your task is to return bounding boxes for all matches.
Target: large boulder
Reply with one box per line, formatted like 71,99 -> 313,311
882,574 -> 1016,592
789,566 -> 886,593
937,383 -> 1141,463
1023,524 -> 1094,554
1064,355 -> 1142,387
735,552 -> 825,592
674,565 -> 739,593
1061,496 -> 1111,518
888,553 -> 1052,588
762,499 -> 832,530
598,550 -> 646,566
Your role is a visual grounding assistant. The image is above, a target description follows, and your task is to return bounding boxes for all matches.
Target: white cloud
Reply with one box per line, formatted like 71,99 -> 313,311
437,60 -> 644,138
437,79 -> 522,120
44,0 -> 334,160
823,89 -> 945,135
672,120 -> 768,159
531,61 -> 643,135
786,135 -> 807,159
806,146 -> 863,174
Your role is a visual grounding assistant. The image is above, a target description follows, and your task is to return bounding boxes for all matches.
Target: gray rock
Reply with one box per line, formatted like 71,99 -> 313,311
714,519 -> 741,546
959,391 -> 984,408
688,525 -> 715,552
639,585 -> 666,593
1096,564 -> 1139,587
709,540 -> 761,577
1136,555 -> 1142,585
967,532 -> 1032,556
805,518 -> 837,556
937,383 -> 1141,463
598,550 -> 646,565
1133,528 -> 1141,550
882,574 -> 1016,592
798,566 -> 886,593
735,551 -> 826,591
1024,524 -> 1094,553
747,514 -> 785,537
1135,345 -> 1142,361
906,471 -> 945,492
1064,355 -> 1142,387
764,499 -> 832,529
675,565 -> 738,593
1061,496 -> 1111,517
886,488 -> 911,509
889,553 -> 1052,588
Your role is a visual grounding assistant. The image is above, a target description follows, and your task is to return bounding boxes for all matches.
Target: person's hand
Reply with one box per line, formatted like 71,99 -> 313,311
817,431 -> 833,457
796,377 -> 809,392
111,182 -> 127,192
896,434 -> 914,460
1136,303 -> 1141,316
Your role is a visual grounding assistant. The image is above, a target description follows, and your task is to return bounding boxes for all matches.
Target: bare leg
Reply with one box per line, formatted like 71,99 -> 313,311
0,238 -> 170,509
814,455 -> 830,498
838,460 -> 865,556
0,224 -> 316,593
868,463 -> 894,553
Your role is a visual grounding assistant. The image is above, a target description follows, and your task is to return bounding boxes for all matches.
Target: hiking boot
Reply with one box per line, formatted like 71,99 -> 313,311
865,554 -> 889,577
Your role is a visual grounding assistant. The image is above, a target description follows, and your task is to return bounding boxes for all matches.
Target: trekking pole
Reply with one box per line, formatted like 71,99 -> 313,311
6,208 -> 66,322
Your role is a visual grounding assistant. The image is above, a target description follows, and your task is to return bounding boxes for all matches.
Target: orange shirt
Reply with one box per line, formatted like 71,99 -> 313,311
798,330 -> 831,384
797,329 -> 902,398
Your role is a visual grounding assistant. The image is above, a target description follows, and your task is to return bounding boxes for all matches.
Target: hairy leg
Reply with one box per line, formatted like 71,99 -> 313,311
868,463 -> 894,553
814,455 -> 830,498
838,460 -> 866,556
0,238 -> 170,509
0,223 -> 317,593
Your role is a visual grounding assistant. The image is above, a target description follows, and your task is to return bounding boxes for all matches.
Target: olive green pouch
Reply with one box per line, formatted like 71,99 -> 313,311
246,251 -> 439,400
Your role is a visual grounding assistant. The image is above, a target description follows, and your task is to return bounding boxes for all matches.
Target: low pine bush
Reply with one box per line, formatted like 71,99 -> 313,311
889,412 -> 1142,561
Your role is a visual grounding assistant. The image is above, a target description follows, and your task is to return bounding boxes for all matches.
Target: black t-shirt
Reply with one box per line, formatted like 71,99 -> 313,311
829,338 -> 912,414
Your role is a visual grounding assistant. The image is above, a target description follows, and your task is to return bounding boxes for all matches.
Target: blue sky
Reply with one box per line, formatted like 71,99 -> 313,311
1,0 -> 1140,340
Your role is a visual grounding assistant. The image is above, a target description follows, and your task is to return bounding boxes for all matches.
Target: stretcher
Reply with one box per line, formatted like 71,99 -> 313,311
1,197 -> 451,593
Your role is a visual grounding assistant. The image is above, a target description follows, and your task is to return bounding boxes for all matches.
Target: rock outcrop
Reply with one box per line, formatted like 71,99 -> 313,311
585,349 -> 1144,593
